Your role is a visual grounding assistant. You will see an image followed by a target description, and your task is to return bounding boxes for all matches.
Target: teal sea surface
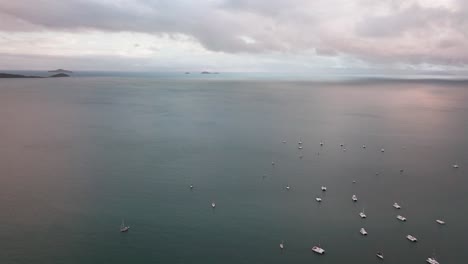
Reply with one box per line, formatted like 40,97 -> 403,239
0,75 -> 467,263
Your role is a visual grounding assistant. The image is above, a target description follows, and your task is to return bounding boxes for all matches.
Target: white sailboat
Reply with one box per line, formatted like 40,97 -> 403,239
120,219 -> 130,232
360,228 -> 368,236
376,252 -> 384,260
359,208 -> 367,218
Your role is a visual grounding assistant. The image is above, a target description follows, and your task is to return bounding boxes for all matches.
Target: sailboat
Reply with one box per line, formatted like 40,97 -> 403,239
120,219 -> 130,232
376,252 -> 384,260
359,208 -> 367,218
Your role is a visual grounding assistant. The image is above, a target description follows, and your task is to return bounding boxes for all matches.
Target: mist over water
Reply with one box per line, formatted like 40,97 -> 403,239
0,77 -> 467,263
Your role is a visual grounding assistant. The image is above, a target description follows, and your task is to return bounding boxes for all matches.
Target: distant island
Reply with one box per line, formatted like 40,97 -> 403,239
48,69 -> 73,74
0,72 -> 70,78
0,73 -> 42,78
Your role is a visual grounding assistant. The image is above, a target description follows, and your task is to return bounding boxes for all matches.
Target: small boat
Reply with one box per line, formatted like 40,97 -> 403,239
272,161 -> 275,165
298,146 -> 303,149
343,148 -> 347,151
381,148 -> 385,152
406,234 -> 417,242
426,257 -> 440,264
320,141 -> 324,146
400,169 -> 404,173
352,180 -> 356,184
282,141 -> 286,143
352,195 -> 358,202
340,143 -> 344,147
279,241 -> 284,250
360,228 -> 368,236
393,202 -> 401,209
359,209 -> 367,218
397,215 -> 407,222
452,164 -> 459,168
362,144 -> 366,149
211,202 -> 216,208
120,219 -> 130,232
321,186 -> 327,191
298,140 -> 303,145
436,219 -> 446,225
286,185 -> 290,190
376,252 -> 384,260
316,197 -> 322,202
311,245 -> 325,254
190,184 -> 194,189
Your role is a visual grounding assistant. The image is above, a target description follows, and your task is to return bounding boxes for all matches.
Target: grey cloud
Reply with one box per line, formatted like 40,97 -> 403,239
1,0 -> 468,66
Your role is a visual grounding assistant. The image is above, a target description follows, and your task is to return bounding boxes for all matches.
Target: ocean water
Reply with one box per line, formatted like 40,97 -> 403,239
0,76 -> 467,263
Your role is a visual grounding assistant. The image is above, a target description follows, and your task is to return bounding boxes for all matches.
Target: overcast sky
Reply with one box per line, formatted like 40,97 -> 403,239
1,0 -> 467,72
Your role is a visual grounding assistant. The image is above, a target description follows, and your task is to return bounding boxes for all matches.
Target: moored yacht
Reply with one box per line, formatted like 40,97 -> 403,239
359,209 -> 367,218
426,257 -> 440,264
360,228 -> 368,235
312,245 -> 325,254
406,234 -> 417,242
352,195 -> 358,202
397,215 -> 407,222
436,219 -> 446,225
376,252 -> 384,260
393,202 -> 401,209
120,219 -> 130,232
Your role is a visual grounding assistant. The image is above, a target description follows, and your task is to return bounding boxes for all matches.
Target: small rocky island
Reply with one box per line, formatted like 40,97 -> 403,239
49,73 -> 70,78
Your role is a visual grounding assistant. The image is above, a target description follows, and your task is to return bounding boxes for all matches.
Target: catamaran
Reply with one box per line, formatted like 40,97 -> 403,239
397,215 -> 407,222
312,245 -> 325,254
406,234 -> 418,242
